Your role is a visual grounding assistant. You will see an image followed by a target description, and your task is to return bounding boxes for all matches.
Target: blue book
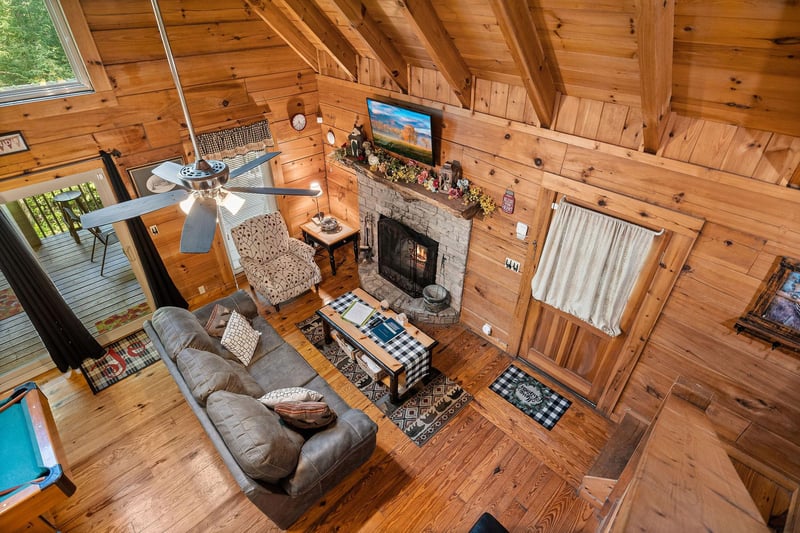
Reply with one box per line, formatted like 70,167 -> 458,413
371,318 -> 403,343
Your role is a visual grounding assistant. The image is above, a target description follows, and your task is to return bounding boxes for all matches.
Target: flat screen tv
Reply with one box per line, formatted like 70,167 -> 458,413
366,98 -> 435,166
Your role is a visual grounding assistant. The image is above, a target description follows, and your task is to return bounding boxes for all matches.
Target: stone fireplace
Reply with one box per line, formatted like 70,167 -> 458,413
378,216 -> 439,298
353,164 -> 473,324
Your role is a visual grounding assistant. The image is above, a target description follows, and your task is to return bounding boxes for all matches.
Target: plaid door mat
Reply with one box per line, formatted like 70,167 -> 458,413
490,364 -> 571,430
80,330 -> 160,394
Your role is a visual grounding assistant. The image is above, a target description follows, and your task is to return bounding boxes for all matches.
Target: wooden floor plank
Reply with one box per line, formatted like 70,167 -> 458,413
27,250 -> 611,532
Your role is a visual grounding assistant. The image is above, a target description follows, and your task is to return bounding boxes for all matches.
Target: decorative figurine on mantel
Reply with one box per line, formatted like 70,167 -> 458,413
347,124 -> 365,158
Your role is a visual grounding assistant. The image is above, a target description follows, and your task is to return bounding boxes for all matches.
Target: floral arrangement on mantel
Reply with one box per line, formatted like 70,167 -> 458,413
334,143 -> 497,216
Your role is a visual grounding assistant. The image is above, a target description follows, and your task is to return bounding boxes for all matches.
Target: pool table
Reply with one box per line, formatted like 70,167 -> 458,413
0,382 -> 76,532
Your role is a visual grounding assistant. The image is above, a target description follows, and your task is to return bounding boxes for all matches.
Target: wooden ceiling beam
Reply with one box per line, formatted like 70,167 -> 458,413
277,0 -> 359,82
244,0 -> 319,72
637,0 -> 675,154
396,0 -> 472,108
328,0 -> 409,93
488,0 -> 557,128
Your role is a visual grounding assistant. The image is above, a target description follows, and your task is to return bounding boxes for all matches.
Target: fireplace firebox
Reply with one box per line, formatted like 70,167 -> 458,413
378,216 -> 438,298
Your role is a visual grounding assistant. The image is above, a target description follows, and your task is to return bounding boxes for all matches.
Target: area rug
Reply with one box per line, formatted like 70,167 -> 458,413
94,302 -> 151,334
80,330 -> 159,394
297,315 -> 473,447
490,364 -> 571,430
0,288 -> 23,321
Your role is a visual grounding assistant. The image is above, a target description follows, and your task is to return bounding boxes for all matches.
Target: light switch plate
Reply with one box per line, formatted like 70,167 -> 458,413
516,221 -> 528,240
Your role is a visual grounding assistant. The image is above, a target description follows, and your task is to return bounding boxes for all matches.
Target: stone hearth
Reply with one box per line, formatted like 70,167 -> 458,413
351,161 -> 474,324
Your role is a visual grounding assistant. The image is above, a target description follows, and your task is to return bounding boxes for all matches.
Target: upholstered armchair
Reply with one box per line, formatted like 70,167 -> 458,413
231,212 -> 321,312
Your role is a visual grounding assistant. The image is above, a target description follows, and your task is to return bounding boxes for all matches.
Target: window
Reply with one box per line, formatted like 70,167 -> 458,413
218,152 -> 277,271
0,0 -> 93,106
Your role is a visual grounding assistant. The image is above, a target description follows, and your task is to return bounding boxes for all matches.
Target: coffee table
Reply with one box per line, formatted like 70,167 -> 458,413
316,288 -> 437,403
301,220 -> 359,275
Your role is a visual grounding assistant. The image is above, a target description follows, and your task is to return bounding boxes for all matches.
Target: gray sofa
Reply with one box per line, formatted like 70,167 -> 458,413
143,290 -> 378,530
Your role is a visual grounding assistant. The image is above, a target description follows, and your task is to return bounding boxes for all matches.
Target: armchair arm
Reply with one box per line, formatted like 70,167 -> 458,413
281,409 -> 377,497
288,237 -> 316,263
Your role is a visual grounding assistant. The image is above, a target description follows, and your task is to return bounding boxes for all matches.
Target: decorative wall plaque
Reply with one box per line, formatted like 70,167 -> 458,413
0,131 -> 28,155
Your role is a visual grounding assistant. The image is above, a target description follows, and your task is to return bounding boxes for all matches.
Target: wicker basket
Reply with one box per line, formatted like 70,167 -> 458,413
356,354 -> 386,381
331,330 -> 359,360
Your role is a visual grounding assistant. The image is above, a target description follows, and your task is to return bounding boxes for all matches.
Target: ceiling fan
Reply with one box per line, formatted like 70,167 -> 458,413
81,0 -> 316,254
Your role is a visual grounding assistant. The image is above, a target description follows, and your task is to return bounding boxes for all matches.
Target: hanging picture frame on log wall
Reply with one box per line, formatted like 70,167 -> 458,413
128,157 -> 184,198
735,256 -> 800,353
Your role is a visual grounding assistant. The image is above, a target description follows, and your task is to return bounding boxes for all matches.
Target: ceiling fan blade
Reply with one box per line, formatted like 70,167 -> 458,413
151,161 -> 187,186
80,189 -> 189,228
229,152 -> 281,180
225,186 -> 317,196
180,196 -> 218,254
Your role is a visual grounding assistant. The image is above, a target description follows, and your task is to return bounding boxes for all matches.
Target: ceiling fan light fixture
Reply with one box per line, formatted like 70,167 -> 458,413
219,190 -> 245,215
179,194 -> 196,215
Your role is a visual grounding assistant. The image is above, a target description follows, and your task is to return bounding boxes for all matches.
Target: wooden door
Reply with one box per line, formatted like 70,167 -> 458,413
515,174 -> 704,411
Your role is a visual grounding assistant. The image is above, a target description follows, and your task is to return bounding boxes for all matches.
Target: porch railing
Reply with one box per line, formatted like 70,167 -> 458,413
18,183 -> 103,238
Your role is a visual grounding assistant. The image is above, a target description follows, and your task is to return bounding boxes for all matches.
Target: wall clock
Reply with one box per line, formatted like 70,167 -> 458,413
326,129 -> 336,145
291,113 -> 307,131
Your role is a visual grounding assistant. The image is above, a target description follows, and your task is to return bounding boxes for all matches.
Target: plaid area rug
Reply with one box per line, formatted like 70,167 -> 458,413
297,315 -> 473,447
0,287 -> 23,321
80,330 -> 160,394
95,302 -> 151,334
490,364 -> 571,430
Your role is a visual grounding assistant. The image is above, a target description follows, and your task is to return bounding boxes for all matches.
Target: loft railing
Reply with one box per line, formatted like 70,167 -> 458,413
17,183 -> 103,238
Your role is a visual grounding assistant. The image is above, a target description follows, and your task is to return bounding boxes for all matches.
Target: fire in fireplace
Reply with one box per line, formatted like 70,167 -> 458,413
378,216 -> 438,298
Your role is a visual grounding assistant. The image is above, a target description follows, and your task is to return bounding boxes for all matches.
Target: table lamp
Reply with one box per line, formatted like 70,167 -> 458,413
311,182 -> 324,224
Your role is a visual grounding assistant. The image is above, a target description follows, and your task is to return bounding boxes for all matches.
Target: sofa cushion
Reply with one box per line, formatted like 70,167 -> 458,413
274,401 -> 337,430
151,307 -> 218,360
207,391 -> 305,483
221,311 -> 261,366
248,343 -> 318,392
176,348 -> 264,405
259,387 -> 323,408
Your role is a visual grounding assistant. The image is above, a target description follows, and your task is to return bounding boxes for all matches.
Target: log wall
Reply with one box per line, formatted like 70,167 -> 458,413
318,58 -> 800,483
0,0 -> 328,307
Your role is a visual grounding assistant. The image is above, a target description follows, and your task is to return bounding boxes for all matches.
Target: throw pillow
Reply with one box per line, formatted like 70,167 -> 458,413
221,310 -> 260,366
204,304 -> 232,337
206,391 -> 305,483
259,387 -> 324,408
274,401 -> 337,430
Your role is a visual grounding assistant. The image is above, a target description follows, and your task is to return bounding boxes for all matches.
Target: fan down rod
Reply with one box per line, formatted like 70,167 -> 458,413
151,0 -> 201,163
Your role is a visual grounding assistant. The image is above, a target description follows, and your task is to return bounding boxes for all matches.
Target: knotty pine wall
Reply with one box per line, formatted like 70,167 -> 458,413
319,57 -> 800,482
0,0 -> 328,307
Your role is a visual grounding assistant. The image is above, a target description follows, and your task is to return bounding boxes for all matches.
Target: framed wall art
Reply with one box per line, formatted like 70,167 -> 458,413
0,131 -> 29,156
735,256 -> 800,353
128,157 -> 183,197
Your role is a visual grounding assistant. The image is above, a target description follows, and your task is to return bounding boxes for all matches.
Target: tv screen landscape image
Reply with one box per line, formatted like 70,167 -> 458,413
366,98 -> 434,166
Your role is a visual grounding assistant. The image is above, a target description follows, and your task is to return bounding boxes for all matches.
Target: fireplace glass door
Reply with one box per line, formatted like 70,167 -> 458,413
378,216 -> 438,297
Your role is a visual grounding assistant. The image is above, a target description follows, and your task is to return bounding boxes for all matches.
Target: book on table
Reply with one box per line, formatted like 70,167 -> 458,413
341,300 -> 375,326
371,318 -> 403,343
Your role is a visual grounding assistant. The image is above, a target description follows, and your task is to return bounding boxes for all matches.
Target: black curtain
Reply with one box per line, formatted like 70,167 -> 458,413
0,210 -> 105,371
100,151 -> 188,309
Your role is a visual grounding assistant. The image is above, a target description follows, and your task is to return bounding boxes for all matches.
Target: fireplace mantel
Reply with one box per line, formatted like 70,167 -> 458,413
333,157 -> 480,220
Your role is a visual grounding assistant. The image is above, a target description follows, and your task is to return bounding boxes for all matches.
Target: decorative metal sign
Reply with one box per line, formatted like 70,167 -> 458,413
0,131 -> 28,155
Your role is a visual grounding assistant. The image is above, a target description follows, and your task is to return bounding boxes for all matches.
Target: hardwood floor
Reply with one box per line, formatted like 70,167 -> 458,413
26,248 -> 613,532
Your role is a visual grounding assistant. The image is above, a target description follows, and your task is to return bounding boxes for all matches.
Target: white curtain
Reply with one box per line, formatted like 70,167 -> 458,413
531,200 -> 656,337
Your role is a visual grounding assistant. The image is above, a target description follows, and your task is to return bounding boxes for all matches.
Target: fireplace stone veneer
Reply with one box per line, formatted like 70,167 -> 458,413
355,166 -> 473,324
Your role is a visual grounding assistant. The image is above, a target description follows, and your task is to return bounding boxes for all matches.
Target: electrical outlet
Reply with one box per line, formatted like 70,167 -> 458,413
149,225 -> 158,235
198,285 -> 206,294
505,257 -> 521,273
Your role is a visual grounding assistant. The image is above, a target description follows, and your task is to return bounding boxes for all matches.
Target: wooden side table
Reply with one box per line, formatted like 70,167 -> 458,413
301,220 -> 359,275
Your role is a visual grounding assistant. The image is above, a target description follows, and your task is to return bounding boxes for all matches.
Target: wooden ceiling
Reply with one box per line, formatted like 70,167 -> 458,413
245,0 -> 800,150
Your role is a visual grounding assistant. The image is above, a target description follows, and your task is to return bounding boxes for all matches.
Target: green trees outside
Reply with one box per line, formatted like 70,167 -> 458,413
0,0 -> 75,89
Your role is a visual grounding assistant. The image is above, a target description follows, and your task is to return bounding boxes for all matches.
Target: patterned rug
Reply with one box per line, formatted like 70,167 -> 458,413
297,315 -> 473,447
0,288 -> 23,321
80,330 -> 160,394
490,364 -> 571,430
95,302 -> 151,334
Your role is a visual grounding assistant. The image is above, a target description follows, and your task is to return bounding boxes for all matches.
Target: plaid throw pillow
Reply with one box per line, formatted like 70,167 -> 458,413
221,311 -> 260,366
204,304 -> 232,337
258,387 -> 323,408
274,401 -> 337,429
